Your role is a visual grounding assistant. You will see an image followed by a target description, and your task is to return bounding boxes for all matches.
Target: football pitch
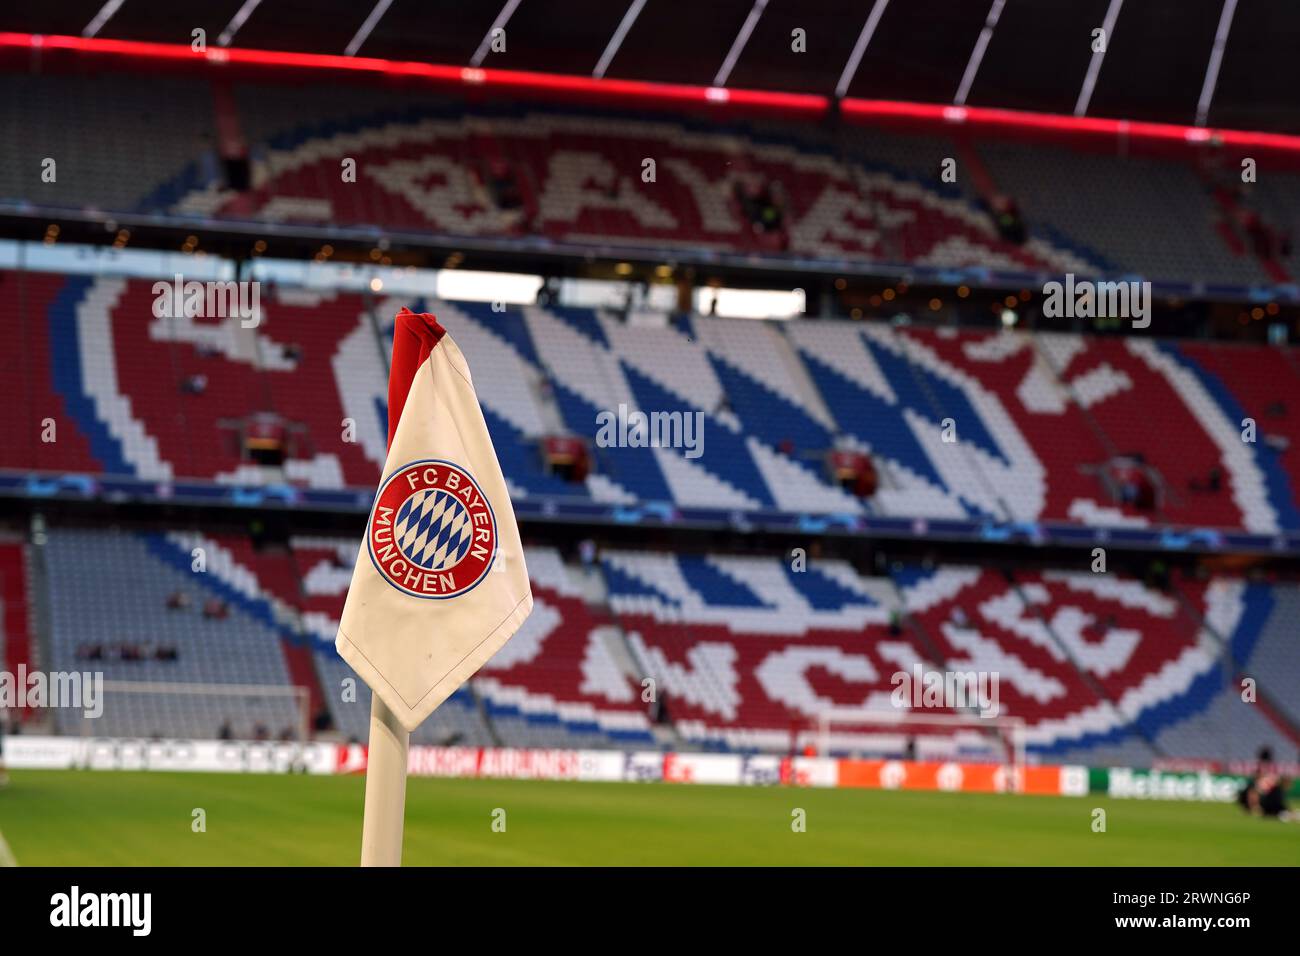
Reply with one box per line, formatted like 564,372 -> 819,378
1,770 -> 1296,866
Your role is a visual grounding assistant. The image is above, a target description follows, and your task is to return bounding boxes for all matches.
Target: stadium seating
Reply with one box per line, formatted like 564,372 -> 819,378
1240,583 -> 1300,731
0,74 -> 215,214
1166,570 -> 1300,747
42,528 -> 302,740
0,540 -> 34,718
15,520 -> 1295,760
602,549 -> 1300,760
7,265 -> 1300,536
603,548 -> 916,752
976,141 -> 1273,287
3,78 -> 1297,759
4,75 -> 1296,286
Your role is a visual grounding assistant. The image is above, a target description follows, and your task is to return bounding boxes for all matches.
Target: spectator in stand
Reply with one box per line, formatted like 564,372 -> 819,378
486,159 -> 523,211
203,598 -> 229,620
218,719 -> 234,741
166,589 -> 191,610
1146,560 -> 1171,592
312,707 -> 334,733
758,183 -> 786,234
990,195 -> 1027,244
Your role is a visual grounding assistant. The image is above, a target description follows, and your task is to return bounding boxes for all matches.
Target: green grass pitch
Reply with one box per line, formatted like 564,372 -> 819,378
2,770 -> 1297,866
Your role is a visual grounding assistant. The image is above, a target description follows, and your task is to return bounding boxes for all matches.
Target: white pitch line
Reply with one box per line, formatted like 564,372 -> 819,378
0,829 -> 18,867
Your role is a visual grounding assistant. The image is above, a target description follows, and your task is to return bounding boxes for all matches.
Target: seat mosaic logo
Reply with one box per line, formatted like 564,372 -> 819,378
366,459 -> 497,599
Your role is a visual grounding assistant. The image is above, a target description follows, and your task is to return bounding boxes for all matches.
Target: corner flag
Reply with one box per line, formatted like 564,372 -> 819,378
337,308 -> 533,732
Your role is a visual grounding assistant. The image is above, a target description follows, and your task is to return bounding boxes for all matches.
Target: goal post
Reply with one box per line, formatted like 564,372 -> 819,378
79,681 -> 311,742
812,709 -> 1027,784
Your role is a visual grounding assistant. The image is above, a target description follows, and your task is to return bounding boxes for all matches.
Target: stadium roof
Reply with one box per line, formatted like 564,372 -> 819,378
4,0 -> 1297,134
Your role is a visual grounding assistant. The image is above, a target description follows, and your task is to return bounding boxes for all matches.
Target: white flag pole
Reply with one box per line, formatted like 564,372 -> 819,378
360,694 -> 409,866
358,306 -> 417,868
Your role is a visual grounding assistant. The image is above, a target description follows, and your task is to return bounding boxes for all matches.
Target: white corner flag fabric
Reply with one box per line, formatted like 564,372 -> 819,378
337,309 -> 533,732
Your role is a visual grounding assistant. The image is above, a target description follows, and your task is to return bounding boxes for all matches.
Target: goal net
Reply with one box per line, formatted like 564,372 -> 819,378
72,680 -> 311,742
809,709 -> 1026,776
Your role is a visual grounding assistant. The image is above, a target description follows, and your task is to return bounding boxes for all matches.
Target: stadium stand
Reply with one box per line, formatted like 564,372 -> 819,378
0,540 -> 35,712
2,58 -> 1297,779
6,265 -> 1300,535
43,528 -> 301,739
0,74 -> 215,214
23,519 -> 1297,762
1240,584 -> 1300,731
5,75 -> 1299,285
603,548 -> 913,753
976,142 -> 1275,286
1149,570 -> 1298,764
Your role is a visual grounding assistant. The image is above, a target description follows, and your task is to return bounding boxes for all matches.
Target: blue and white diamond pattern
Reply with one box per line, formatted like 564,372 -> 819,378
393,488 -> 473,571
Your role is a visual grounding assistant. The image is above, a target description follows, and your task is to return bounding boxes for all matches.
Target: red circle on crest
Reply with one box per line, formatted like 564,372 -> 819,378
366,459 -> 497,600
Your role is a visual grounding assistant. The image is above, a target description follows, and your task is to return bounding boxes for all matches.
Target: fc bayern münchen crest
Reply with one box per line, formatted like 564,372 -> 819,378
366,459 -> 498,599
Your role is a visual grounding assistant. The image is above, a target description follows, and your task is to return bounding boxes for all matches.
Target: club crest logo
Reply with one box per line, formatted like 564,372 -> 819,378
366,459 -> 497,599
